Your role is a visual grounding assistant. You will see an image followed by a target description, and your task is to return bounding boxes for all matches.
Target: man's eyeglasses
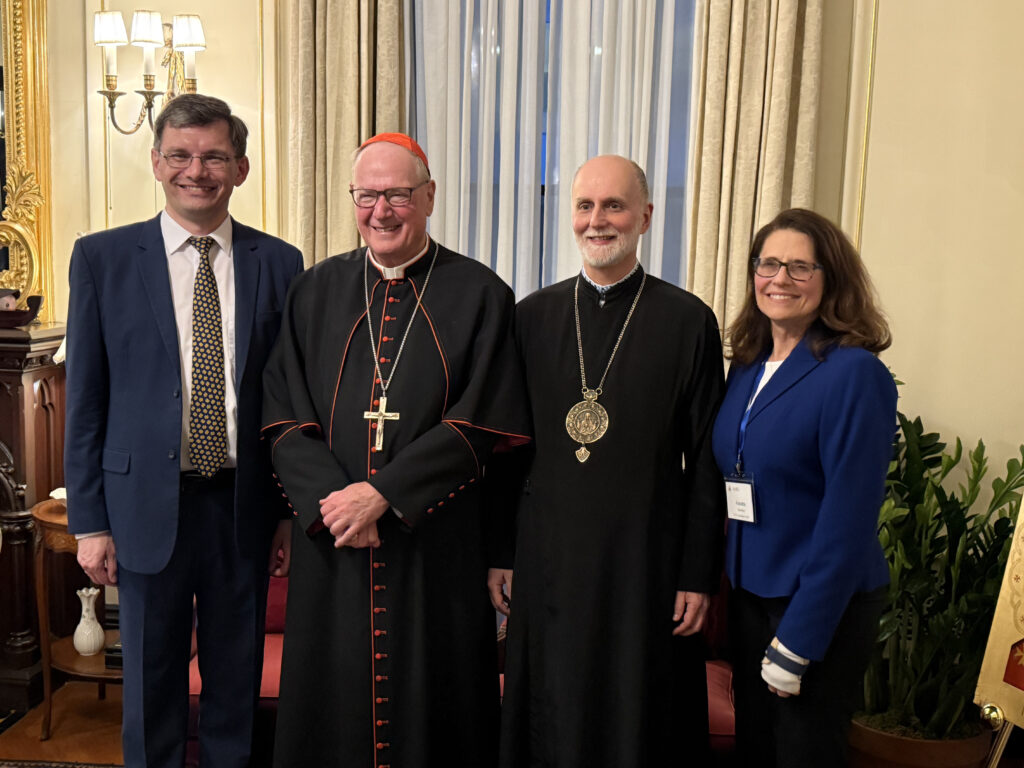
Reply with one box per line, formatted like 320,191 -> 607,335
349,181 -> 430,209
158,151 -> 236,170
752,257 -> 823,282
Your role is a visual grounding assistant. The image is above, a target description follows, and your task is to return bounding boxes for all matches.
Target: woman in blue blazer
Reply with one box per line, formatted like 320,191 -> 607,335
712,208 -> 896,767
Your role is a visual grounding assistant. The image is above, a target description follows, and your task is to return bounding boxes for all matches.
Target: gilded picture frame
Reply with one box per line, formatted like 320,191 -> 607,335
0,0 -> 52,322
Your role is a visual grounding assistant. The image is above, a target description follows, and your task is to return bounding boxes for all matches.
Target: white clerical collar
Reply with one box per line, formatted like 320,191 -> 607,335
581,260 -> 640,294
368,240 -> 430,279
160,210 -> 233,258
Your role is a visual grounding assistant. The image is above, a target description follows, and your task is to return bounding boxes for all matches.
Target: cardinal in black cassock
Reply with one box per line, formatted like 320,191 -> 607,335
496,156 -> 726,768
262,134 -> 530,768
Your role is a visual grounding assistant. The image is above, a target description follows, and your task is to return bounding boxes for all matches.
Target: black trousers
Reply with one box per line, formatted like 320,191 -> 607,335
728,586 -> 885,768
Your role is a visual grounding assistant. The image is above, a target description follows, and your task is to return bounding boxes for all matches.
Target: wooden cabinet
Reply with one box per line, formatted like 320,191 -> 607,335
0,322 -> 75,711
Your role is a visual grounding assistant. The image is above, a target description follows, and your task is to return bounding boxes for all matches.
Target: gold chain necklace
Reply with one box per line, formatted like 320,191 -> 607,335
566,271 -> 646,463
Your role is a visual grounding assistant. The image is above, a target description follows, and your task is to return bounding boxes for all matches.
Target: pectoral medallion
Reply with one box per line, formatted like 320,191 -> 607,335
567,271 -> 646,464
565,390 -> 609,463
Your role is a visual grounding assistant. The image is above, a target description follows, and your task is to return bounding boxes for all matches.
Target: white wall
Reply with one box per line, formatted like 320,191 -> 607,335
47,0 -> 281,321
858,2 -> 1024,464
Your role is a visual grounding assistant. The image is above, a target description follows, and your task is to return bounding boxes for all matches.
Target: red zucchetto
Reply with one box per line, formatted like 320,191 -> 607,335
358,133 -> 430,175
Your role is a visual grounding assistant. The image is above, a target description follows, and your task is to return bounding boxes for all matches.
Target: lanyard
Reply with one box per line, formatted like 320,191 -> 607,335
735,361 -> 767,475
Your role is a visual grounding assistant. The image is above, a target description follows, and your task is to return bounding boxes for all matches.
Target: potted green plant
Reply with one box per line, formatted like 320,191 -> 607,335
850,412 -> 1024,767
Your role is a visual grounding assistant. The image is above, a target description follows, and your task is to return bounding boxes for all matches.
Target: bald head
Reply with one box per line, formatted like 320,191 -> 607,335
572,155 -> 650,205
571,155 -> 653,283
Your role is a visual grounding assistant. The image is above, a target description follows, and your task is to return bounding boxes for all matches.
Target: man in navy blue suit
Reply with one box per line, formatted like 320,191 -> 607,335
64,94 -> 303,768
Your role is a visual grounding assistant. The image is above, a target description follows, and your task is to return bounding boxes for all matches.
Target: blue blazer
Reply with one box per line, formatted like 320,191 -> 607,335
711,339 -> 897,660
64,215 -> 304,574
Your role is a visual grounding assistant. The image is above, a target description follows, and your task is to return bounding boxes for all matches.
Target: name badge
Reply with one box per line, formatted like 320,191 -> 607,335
725,475 -> 756,523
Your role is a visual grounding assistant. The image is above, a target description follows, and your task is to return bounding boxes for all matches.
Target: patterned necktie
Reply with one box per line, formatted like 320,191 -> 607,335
188,236 -> 227,477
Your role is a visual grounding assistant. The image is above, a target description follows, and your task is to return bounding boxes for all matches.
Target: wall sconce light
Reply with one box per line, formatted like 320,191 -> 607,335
94,10 -> 206,136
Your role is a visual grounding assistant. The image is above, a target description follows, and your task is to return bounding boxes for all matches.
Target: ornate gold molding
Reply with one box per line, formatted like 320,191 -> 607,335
0,0 -> 53,321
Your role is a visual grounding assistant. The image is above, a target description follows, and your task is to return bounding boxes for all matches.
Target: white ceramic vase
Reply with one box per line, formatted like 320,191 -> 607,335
73,586 -> 105,656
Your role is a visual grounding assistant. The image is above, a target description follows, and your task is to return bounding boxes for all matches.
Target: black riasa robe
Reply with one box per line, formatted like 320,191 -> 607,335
262,243 -> 530,768
499,268 -> 726,768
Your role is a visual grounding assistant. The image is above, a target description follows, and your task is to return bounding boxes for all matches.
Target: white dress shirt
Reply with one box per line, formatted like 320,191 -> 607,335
161,211 -> 239,470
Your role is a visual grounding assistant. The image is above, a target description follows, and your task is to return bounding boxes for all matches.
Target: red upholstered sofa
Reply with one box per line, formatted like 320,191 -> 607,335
704,586 -> 737,762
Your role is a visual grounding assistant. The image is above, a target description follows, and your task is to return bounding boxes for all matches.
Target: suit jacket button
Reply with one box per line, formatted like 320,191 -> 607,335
168,450 -> 177,460
173,389 -> 180,398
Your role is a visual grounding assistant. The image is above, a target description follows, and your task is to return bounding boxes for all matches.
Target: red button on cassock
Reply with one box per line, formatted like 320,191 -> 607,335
370,469 -> 378,475
449,493 -> 456,498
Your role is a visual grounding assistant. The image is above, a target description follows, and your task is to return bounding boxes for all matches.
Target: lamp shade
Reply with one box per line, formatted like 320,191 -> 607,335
93,11 -> 128,47
172,15 -> 206,51
130,11 -> 163,47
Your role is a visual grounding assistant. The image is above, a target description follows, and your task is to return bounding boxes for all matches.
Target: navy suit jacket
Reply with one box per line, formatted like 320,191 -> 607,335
65,214 -> 304,574
711,339 -> 897,660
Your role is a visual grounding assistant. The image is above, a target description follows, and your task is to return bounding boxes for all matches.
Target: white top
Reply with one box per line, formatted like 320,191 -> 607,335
747,359 -> 784,410
161,211 -> 238,470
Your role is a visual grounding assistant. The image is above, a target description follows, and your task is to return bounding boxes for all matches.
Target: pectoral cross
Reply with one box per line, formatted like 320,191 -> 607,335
363,395 -> 400,452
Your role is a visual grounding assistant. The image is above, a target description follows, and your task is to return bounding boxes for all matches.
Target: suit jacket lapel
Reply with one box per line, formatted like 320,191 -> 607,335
136,215 -> 180,374
232,219 -> 260,387
747,339 -> 822,423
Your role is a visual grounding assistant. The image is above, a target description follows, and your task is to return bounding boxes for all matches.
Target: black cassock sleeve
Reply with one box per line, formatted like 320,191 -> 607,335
261,273 -> 353,535
676,305 -> 727,594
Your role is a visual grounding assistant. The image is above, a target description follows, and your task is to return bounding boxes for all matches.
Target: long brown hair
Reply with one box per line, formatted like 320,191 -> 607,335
726,208 -> 891,364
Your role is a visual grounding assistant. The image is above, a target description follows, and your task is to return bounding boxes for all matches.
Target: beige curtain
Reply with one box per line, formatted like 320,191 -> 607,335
278,0 -> 405,265
687,0 -> 822,329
